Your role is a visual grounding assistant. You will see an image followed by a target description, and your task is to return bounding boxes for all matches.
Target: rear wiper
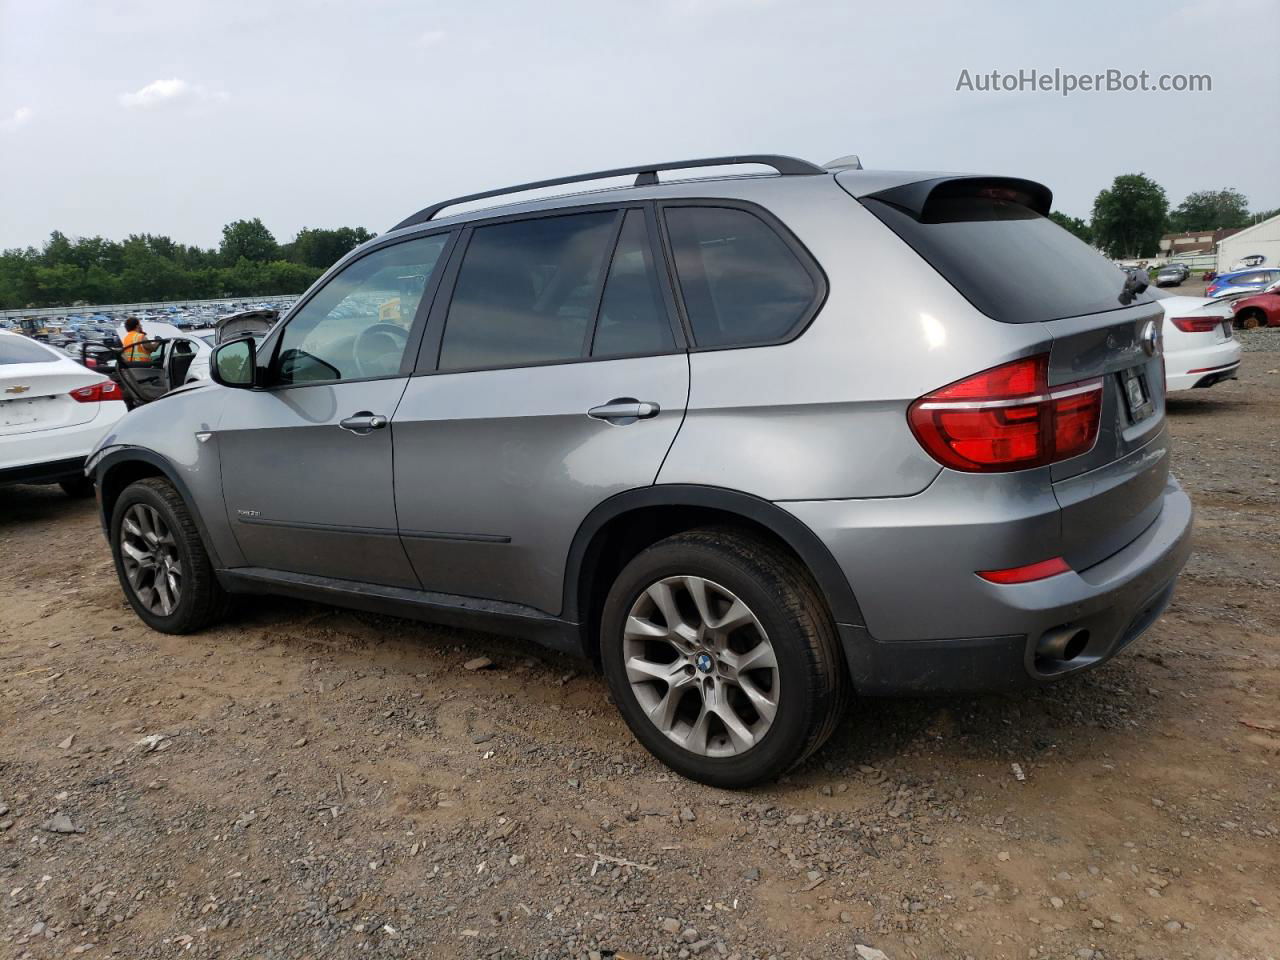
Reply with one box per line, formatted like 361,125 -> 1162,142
1119,272 -> 1149,305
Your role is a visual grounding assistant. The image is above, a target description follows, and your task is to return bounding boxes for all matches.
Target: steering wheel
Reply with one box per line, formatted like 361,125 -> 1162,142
353,323 -> 409,378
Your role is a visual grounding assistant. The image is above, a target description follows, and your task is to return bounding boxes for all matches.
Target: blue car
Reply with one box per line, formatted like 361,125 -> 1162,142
1206,267 -> 1280,298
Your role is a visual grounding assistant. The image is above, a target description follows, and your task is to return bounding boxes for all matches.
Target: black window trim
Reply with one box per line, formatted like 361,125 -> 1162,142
254,228 -> 459,392
653,198 -> 829,352
412,200 -> 688,376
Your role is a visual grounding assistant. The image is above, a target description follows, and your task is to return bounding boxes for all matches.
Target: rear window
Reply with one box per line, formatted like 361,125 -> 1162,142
0,336 -> 58,364
864,195 -> 1155,324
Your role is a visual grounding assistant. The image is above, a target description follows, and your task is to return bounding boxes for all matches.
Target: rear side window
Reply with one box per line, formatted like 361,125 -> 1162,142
592,210 -> 674,358
0,336 -> 58,364
664,206 -> 818,348
864,194 -> 1155,323
439,212 -> 615,371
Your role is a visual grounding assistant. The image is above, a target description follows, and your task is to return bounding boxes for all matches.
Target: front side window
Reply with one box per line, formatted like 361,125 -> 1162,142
275,234 -> 448,384
664,206 -> 817,348
438,212 -> 615,371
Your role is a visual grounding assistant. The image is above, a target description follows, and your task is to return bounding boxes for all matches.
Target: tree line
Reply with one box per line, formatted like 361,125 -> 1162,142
0,219 -> 375,310
1049,178 -> 1278,260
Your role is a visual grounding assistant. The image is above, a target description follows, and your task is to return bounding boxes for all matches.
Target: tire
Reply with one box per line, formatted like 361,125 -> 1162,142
110,477 -> 228,634
59,476 -> 95,498
600,528 -> 849,788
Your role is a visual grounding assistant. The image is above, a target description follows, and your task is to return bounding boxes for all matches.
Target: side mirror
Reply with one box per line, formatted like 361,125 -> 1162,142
210,338 -> 257,388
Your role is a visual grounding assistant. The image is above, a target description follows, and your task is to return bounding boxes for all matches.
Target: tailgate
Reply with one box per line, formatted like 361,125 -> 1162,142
0,363 -> 103,436
1044,302 -> 1169,570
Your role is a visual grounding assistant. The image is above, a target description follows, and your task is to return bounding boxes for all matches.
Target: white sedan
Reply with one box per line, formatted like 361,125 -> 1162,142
1151,290 -> 1241,393
0,330 -> 129,496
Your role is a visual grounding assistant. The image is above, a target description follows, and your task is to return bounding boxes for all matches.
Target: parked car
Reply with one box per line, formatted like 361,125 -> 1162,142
89,155 -> 1193,787
1206,267 -> 1280,298
1149,290 -> 1240,391
1,330 -> 127,496
1231,281 -> 1280,329
110,311 -> 277,407
1155,263 -> 1190,286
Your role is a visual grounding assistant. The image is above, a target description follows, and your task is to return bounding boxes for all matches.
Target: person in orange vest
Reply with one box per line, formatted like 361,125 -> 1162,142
121,316 -> 152,363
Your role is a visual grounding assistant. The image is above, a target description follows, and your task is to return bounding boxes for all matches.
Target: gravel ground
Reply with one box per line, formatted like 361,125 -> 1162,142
1,338 -> 1277,960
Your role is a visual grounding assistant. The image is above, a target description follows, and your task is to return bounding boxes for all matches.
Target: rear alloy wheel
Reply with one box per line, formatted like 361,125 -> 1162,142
601,529 -> 848,788
622,575 -> 780,758
110,478 -> 228,633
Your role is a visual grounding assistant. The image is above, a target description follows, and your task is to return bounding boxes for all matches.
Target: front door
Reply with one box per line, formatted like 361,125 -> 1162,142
393,206 -> 690,614
217,231 -> 452,587
116,338 -> 171,404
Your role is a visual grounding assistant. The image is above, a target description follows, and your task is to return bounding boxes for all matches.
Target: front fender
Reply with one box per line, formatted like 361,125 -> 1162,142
89,388 -> 242,569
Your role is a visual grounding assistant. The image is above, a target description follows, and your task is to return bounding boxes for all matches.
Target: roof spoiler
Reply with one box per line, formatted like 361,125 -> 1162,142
865,176 -> 1053,219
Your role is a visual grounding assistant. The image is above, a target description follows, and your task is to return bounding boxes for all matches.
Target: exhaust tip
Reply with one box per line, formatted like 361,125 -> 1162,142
1036,627 -> 1090,664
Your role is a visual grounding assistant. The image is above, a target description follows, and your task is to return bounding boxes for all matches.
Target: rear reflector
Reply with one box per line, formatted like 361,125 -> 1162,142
69,380 -> 123,404
908,354 -> 1102,472
977,556 -> 1071,584
1170,316 -> 1222,333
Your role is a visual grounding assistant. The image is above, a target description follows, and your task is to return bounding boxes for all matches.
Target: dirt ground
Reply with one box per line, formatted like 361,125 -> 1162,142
2,334 -> 1278,960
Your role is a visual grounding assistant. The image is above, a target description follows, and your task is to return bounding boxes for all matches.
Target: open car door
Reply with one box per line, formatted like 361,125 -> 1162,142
113,338 -> 172,406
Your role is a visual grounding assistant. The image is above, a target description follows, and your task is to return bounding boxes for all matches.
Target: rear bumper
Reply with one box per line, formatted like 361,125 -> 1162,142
787,475 -> 1193,695
0,402 -> 127,480
0,455 -> 86,487
1167,339 -> 1241,392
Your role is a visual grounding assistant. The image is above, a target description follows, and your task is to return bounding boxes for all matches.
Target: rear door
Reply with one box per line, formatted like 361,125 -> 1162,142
392,205 -> 689,614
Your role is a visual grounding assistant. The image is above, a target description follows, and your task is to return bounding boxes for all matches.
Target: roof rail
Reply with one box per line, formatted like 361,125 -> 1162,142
390,154 -> 826,231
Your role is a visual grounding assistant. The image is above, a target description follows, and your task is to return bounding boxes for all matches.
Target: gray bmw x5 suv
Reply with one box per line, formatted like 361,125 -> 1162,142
89,154 -> 1192,787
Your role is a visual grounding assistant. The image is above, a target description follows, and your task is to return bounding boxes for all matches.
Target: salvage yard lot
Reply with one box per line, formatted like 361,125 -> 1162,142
2,334 -> 1279,960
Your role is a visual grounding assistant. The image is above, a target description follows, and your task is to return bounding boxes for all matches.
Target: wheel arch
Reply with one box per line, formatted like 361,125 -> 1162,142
563,485 -> 865,662
95,447 -> 224,568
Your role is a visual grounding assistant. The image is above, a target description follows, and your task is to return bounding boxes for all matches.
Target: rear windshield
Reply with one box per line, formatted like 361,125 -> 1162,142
0,336 -> 58,364
863,195 -> 1155,324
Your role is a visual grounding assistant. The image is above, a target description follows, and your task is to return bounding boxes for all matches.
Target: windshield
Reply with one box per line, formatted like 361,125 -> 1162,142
0,336 -> 59,364
863,195 -> 1157,323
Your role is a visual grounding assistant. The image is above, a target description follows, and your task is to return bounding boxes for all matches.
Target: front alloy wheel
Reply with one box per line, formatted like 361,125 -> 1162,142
120,502 -> 183,616
110,477 -> 228,634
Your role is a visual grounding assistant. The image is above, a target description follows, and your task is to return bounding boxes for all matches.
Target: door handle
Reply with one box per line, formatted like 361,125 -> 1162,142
587,398 -> 660,424
339,411 -> 388,435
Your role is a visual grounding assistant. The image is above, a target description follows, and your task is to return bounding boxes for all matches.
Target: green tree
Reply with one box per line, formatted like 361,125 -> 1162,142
1169,189 -> 1250,232
1048,211 -> 1093,245
220,218 -> 279,264
287,226 -> 376,269
1091,174 -> 1169,259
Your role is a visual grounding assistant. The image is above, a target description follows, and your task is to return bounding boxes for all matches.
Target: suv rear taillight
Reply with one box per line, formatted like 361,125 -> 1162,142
1170,316 -> 1221,333
70,380 -> 123,404
908,354 -> 1102,472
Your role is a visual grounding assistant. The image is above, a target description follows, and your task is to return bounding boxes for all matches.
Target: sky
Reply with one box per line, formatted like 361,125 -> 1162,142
1,0 -> 1277,250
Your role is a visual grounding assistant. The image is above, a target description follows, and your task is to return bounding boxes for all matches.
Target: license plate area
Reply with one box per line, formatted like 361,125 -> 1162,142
0,396 -> 54,427
1120,367 -> 1154,423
